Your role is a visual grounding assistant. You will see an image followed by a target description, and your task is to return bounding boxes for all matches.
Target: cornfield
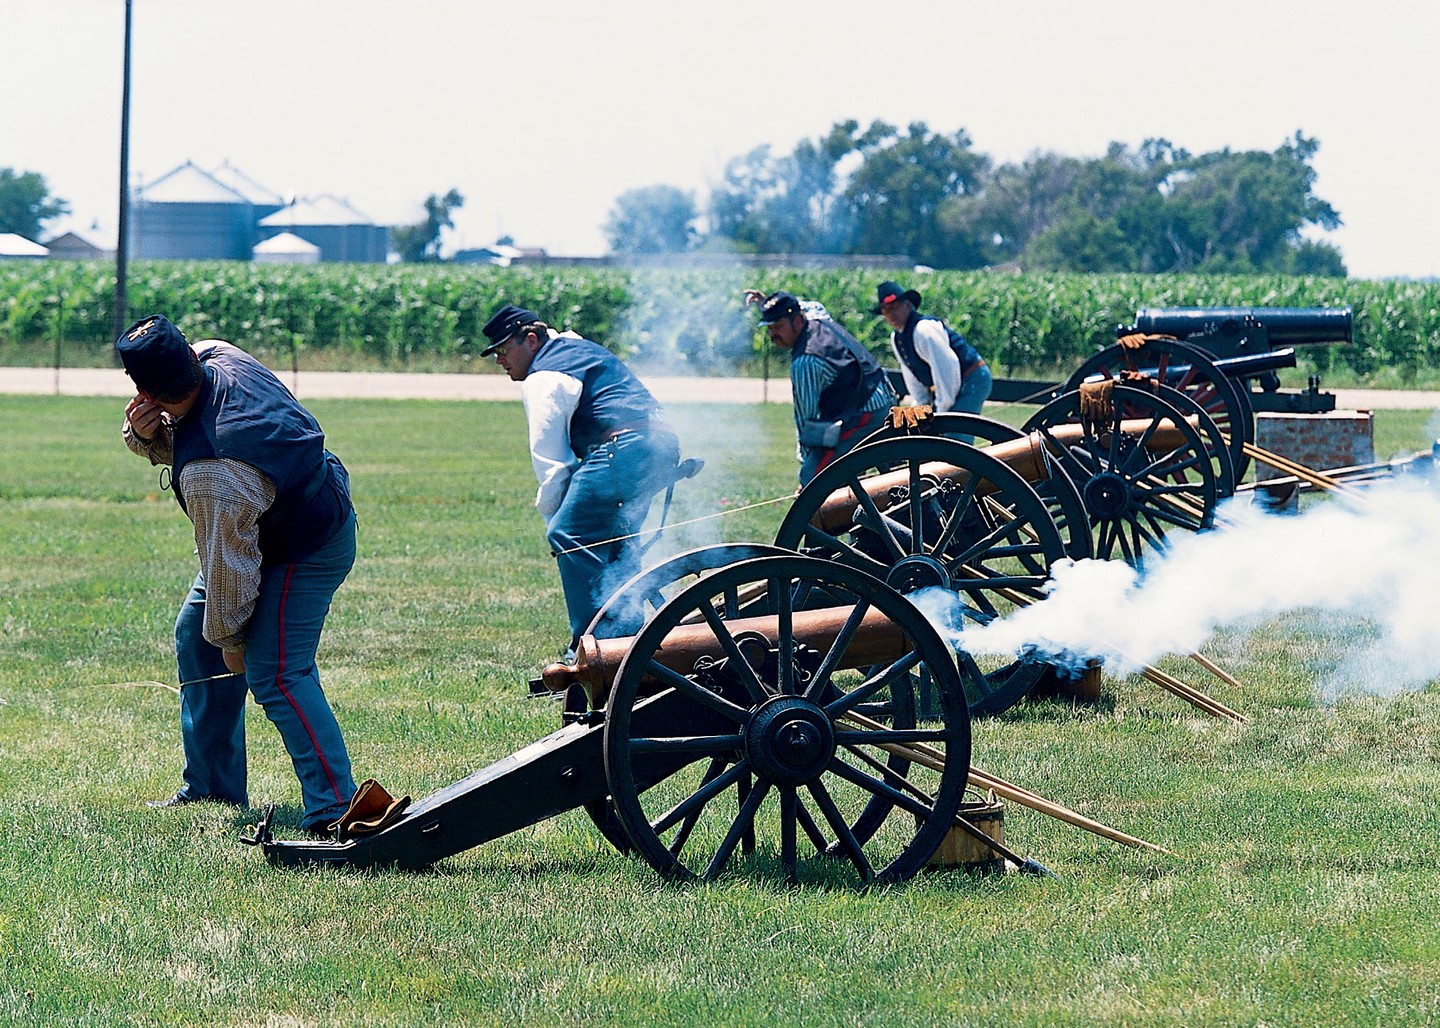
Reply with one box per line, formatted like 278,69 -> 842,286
2,260 -> 1436,381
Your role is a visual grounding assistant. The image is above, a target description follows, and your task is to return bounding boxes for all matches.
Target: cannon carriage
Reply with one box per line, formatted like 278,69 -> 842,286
258,553 -> 978,887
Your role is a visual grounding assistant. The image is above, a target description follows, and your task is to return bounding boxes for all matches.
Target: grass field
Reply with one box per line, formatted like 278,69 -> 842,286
3,395 -> 1439,1026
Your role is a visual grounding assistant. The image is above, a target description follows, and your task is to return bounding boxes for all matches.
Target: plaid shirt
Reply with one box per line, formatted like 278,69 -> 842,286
123,418 -> 273,651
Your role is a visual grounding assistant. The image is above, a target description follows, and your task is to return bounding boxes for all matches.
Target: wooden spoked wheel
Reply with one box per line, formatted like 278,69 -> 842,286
602,555 -> 971,886
1022,385 -> 1220,568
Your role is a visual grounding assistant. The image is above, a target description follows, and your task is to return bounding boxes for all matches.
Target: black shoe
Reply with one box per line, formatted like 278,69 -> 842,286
146,792 -> 197,809
146,792 -> 245,809
300,822 -> 336,840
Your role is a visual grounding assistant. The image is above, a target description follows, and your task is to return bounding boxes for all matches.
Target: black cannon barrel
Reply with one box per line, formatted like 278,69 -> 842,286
1130,306 -> 1352,346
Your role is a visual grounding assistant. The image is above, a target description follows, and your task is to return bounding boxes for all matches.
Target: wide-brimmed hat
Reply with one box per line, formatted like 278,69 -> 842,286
115,314 -> 192,394
870,280 -> 922,315
480,304 -> 541,355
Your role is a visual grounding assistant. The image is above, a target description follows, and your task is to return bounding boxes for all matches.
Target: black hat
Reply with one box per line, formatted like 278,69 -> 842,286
481,304 -> 541,355
115,315 -> 193,394
757,291 -> 803,325
870,280 -> 922,315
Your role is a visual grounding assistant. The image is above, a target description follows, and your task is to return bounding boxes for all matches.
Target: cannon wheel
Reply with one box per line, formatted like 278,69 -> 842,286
855,412 -> 1093,562
1135,382 -> 1236,499
1062,337 -> 1254,480
1023,384 -> 1219,568
602,555 -> 971,886
578,543 -> 792,854
774,436 -> 1070,717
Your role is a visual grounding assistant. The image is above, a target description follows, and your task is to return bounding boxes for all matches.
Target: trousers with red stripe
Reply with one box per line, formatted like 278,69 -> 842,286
172,511 -> 357,832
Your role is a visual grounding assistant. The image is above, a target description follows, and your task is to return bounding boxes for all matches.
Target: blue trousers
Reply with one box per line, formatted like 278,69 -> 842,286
545,430 -> 680,648
954,363 -> 994,415
172,512 -> 357,831
944,363 -> 995,444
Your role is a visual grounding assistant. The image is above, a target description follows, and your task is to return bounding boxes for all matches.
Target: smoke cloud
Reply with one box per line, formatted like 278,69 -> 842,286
923,473 -> 1440,702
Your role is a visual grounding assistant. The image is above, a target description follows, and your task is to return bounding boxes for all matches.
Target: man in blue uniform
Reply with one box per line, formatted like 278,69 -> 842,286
118,315 -> 357,836
873,280 -> 991,417
756,291 -> 897,486
481,304 -> 681,652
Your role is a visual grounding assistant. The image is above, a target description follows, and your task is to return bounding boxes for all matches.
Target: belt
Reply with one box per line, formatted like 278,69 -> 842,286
963,358 -> 987,375
599,419 -> 674,443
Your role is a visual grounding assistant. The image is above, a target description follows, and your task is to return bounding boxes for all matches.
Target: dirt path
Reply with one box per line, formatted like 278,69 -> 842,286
3,366 -> 1437,410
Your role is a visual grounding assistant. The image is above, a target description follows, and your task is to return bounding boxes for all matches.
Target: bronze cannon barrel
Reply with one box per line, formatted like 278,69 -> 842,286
811,419 -> 1195,534
543,603 -> 908,701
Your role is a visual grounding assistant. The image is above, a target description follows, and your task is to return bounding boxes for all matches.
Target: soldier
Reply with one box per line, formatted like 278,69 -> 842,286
755,290 -> 897,486
481,304 -> 681,654
118,315 -> 357,836
873,279 -> 991,417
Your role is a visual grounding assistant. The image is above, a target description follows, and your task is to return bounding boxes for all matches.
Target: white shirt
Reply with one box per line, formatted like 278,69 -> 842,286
891,318 -> 964,412
519,330 -> 586,520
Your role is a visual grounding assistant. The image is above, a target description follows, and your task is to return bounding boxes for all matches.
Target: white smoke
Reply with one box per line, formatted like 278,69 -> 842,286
922,471 -> 1440,702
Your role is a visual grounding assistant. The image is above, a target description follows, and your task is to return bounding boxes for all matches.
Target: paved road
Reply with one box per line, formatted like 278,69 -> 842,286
3,366 -> 1438,410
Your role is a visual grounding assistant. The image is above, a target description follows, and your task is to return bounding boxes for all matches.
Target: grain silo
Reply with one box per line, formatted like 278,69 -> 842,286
133,161 -> 255,259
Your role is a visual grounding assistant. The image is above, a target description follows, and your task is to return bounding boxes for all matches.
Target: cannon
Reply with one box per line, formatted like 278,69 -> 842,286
254,553 -> 976,887
1125,306 -> 1353,360
1119,306 -> 1352,413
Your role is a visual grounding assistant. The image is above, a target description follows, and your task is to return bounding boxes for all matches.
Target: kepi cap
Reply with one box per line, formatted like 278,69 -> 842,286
481,304 -> 541,355
115,315 -> 193,394
870,280 -> 922,315
757,291 -> 803,325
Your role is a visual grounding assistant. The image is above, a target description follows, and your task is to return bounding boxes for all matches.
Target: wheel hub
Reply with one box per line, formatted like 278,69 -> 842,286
886,553 -> 950,594
744,695 -> 836,786
1083,471 -> 1133,519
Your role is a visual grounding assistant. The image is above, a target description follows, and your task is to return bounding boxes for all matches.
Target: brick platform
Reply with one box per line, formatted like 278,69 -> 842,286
1252,410 -> 1373,509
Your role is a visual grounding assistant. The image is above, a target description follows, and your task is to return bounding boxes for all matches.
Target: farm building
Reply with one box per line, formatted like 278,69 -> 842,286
43,229 -> 111,259
128,161 -> 388,263
257,195 -> 389,263
132,161 -> 257,260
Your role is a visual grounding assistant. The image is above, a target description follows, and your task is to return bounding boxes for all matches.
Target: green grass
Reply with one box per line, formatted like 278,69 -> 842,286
2,396 -> 1440,1026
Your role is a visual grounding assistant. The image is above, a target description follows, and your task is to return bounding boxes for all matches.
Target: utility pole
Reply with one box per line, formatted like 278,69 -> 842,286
113,0 -> 133,340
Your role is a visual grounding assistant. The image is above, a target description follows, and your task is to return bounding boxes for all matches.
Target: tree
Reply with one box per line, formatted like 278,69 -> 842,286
0,168 -> 69,240
840,121 -> 990,267
604,185 -> 697,254
392,188 -> 464,263
1157,133 -> 1343,273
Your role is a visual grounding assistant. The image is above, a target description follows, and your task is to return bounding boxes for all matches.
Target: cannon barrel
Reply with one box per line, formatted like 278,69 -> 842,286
1128,306 -> 1353,349
544,603 -> 909,700
811,418 -> 1196,534
1081,347 -> 1298,388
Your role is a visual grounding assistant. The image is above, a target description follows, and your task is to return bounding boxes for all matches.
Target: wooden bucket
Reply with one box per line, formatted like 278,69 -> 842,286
926,795 -> 1005,873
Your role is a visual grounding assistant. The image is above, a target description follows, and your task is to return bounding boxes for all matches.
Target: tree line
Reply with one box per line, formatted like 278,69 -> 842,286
603,122 -> 1347,277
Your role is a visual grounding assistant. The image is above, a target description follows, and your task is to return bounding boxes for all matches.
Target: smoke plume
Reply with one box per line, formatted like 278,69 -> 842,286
924,473 -> 1440,702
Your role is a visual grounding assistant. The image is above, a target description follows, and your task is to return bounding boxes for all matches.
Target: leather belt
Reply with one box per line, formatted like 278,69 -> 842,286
963,359 -> 987,375
599,422 -> 652,442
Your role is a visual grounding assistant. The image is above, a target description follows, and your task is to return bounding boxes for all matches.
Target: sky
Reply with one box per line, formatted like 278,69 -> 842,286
4,0 -> 1438,279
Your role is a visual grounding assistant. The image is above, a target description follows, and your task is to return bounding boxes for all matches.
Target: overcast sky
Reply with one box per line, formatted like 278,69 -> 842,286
5,0 -> 1437,278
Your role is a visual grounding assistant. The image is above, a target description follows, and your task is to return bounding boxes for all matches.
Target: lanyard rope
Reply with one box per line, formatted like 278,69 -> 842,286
93,670 -> 245,694
553,492 -> 795,556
